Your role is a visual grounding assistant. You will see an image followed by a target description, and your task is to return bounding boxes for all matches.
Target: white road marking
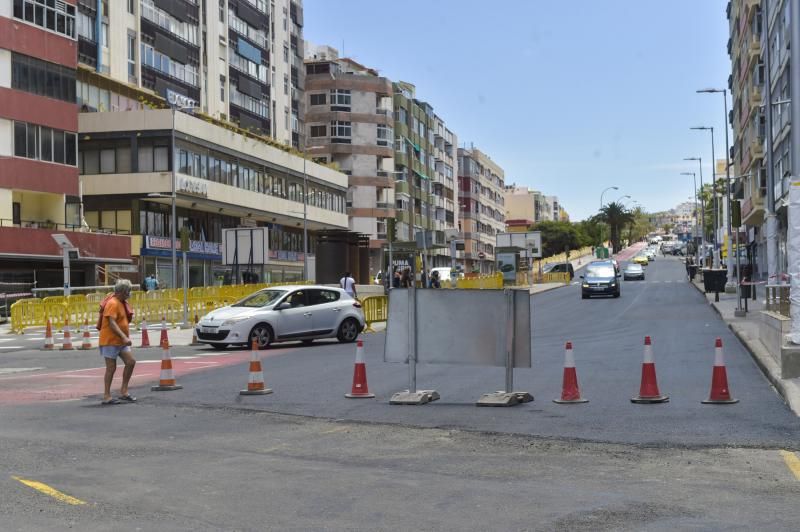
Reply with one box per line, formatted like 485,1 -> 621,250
0,367 -> 44,375
0,346 -> 23,350
173,356 -> 199,360
0,338 -> 17,343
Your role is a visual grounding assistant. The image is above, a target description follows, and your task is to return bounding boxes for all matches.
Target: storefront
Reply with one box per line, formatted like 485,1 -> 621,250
140,236 -> 223,288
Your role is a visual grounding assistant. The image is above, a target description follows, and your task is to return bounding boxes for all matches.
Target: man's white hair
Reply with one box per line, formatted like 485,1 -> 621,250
114,279 -> 132,296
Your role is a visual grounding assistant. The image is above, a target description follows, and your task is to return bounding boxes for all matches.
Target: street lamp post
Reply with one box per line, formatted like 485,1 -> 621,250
599,186 -> 619,249
697,89 -> 739,307
690,126 -> 720,268
681,172 -> 700,266
684,157 -> 706,265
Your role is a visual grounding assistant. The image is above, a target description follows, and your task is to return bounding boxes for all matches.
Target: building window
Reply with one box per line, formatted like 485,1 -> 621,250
13,121 -> 77,166
11,53 -> 76,103
310,125 -> 326,137
220,75 -> 225,102
377,124 -> 392,146
310,93 -> 326,106
13,0 -> 76,39
127,33 -> 136,80
330,121 -> 351,143
284,75 -> 289,96
127,0 -> 135,14
396,107 -> 407,124
283,45 -> 289,63
330,89 -> 351,107
219,0 -> 225,22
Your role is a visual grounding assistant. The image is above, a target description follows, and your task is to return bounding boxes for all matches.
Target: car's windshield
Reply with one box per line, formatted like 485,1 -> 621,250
586,266 -> 615,277
626,264 -> 643,271
232,290 -> 286,308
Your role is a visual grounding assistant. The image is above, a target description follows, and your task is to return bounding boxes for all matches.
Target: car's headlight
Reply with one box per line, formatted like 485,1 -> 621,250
222,316 -> 250,326
582,283 -> 589,288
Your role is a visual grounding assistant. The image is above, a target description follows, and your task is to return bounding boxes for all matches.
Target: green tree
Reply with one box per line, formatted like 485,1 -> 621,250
597,202 -> 634,253
531,220 -> 582,257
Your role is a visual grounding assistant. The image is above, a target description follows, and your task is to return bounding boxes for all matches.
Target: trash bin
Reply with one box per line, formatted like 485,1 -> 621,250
740,283 -> 752,299
702,269 -> 728,293
687,264 -> 698,279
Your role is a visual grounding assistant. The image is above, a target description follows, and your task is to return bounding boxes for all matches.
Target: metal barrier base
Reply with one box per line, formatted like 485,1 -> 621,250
389,389 -> 440,405
476,391 -> 533,407
151,384 -> 183,391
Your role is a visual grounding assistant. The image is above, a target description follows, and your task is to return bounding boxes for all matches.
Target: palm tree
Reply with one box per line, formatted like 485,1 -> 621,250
597,202 -> 634,253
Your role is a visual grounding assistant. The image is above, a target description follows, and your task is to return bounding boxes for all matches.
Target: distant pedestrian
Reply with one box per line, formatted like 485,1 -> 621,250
393,270 -> 401,289
144,274 -> 158,292
340,271 -> 357,299
429,270 -> 441,289
401,268 -> 411,288
99,279 -> 137,405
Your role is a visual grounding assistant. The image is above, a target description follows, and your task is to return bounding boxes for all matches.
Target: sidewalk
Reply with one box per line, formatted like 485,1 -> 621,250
689,274 -> 800,415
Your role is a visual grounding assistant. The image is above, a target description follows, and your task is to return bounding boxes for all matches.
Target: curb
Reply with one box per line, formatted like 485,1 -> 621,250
690,274 -> 800,416
729,323 -> 800,416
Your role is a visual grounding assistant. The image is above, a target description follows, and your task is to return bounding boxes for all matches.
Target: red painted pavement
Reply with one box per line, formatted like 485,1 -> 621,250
614,242 -> 647,262
0,349 -> 285,404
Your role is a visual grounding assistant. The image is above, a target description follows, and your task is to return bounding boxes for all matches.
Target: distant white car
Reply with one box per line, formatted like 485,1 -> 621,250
196,285 -> 365,349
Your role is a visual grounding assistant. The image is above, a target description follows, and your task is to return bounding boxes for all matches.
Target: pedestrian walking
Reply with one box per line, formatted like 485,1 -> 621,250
401,268 -> 411,288
340,271 -> 357,299
393,269 -> 401,289
99,279 -> 137,405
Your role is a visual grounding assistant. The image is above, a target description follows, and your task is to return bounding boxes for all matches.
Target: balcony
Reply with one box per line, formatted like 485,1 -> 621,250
749,87 -> 762,110
0,225 -> 132,262
741,191 -> 765,226
750,139 -> 764,160
748,35 -> 761,61
396,210 -> 410,224
395,180 -> 410,196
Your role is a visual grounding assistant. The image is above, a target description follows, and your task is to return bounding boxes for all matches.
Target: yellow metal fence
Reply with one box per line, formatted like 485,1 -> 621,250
9,281 -> 306,333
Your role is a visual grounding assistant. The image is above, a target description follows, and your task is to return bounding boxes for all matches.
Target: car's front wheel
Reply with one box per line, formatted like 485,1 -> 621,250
249,323 -> 273,349
337,318 -> 360,343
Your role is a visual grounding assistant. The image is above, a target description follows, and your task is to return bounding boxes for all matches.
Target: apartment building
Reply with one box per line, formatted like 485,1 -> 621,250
727,0 -> 793,278
303,45 -> 395,272
74,0 -> 302,148
0,0 -> 131,286
458,146 -> 505,273
70,0 -> 349,285
393,81 -> 458,270
503,186 -> 557,226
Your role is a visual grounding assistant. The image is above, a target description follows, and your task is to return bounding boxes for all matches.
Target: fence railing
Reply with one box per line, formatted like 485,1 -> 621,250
765,284 -> 790,317
10,281 -> 308,333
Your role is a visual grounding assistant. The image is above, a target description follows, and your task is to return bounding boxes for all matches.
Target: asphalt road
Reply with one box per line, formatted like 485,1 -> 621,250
67,253 -> 797,448
3,251 -> 800,529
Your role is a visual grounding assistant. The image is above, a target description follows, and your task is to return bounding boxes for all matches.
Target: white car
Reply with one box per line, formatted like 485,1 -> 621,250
196,285 -> 365,349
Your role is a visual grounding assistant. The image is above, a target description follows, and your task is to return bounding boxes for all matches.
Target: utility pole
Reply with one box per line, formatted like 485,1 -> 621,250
763,0 -> 778,283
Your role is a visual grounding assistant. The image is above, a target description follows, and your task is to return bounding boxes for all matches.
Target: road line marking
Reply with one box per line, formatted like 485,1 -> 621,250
0,346 -> 22,349
173,356 -> 199,360
11,476 -> 87,505
0,368 -> 44,375
320,426 -> 350,435
780,450 -> 800,481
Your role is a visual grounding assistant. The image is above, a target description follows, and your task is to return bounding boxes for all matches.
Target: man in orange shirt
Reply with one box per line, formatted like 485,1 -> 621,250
99,279 -> 137,405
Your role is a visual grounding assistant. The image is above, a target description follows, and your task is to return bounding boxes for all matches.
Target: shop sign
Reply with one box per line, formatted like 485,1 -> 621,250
145,236 -> 221,256
166,89 -> 197,109
177,176 -> 208,197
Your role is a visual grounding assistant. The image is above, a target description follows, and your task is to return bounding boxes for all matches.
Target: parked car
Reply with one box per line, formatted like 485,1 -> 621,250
542,262 -> 575,280
581,262 -> 621,299
196,286 -> 365,349
623,263 -> 645,280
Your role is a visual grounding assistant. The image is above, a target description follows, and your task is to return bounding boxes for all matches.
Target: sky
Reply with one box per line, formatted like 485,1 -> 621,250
303,0 -> 732,221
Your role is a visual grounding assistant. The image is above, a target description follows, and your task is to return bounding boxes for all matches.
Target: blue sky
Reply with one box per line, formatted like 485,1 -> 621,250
304,0 -> 731,221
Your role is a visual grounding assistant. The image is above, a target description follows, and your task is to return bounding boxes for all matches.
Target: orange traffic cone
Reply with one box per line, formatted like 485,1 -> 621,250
140,319 -> 151,348
151,344 -> 182,391
631,336 -> 668,403
345,339 -> 375,398
43,319 -> 54,350
702,337 -> 739,404
60,319 -> 74,351
79,319 -> 92,350
190,314 -> 201,346
553,341 -> 588,404
240,340 -> 272,395
159,316 -> 169,348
